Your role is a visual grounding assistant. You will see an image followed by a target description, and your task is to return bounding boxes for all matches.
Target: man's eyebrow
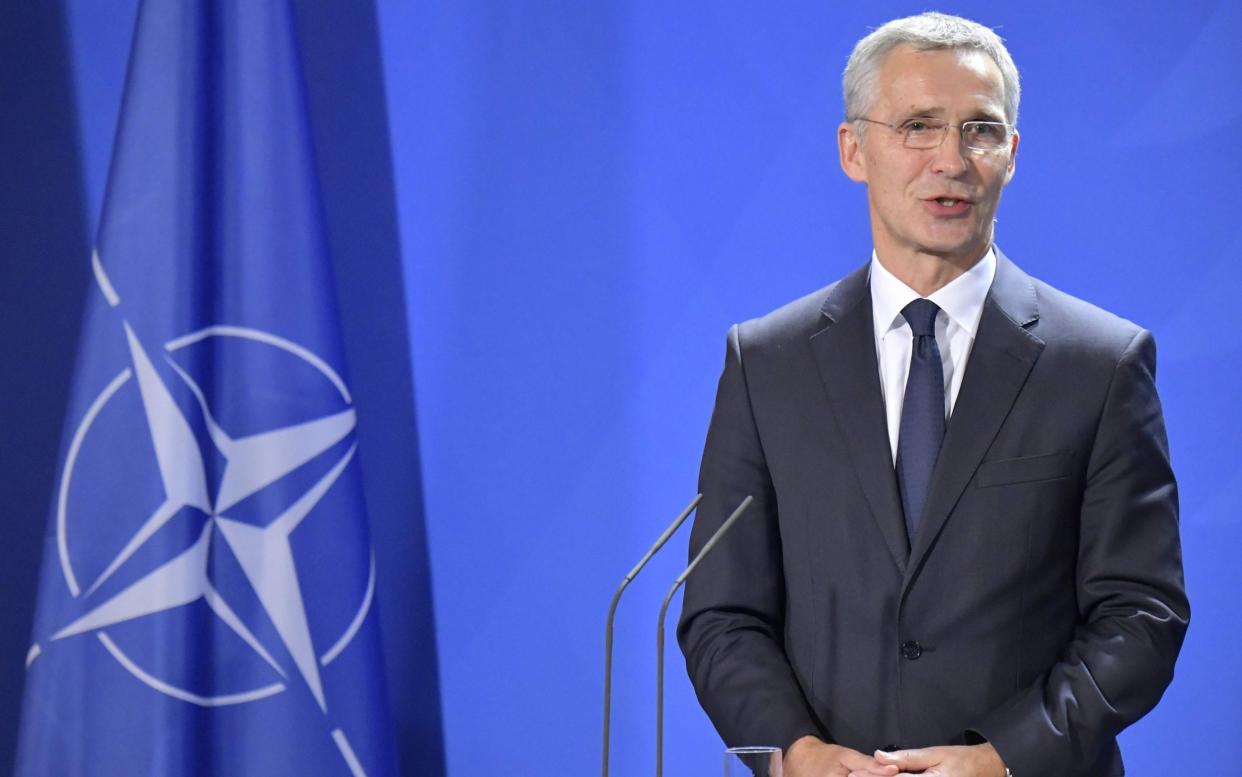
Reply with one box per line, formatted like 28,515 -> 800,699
901,106 -> 946,118
970,110 -> 1006,123
899,106 -> 1007,123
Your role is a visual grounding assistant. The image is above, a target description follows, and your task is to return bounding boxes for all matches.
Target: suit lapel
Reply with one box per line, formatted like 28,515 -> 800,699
810,264 -> 909,571
903,250 -> 1045,588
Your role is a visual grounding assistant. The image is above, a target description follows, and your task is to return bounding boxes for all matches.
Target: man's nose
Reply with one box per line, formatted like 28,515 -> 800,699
929,127 -> 969,176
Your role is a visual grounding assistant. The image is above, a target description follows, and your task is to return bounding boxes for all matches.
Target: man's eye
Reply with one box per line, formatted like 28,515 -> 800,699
902,120 -> 931,133
967,123 -> 1001,137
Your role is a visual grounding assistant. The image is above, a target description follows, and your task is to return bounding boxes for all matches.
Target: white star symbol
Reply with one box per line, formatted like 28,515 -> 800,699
49,320 -> 356,713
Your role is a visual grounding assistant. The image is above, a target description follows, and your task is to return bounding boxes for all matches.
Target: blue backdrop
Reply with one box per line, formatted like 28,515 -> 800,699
1,2 -> 1238,775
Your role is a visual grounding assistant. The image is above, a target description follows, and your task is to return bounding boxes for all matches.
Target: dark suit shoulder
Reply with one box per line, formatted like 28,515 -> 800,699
732,261 -> 869,355
734,283 -> 835,348
1027,274 -> 1147,360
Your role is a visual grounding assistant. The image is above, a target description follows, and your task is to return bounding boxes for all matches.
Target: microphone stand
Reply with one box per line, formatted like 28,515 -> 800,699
656,495 -> 754,777
601,494 -> 702,777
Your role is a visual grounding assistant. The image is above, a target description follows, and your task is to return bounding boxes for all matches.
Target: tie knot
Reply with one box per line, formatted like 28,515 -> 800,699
901,298 -> 940,338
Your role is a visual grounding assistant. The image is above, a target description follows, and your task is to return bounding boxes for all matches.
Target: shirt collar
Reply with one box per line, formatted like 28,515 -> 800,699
869,247 -> 997,340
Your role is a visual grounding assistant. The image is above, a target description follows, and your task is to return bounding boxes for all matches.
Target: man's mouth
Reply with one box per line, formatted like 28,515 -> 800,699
923,195 -> 974,216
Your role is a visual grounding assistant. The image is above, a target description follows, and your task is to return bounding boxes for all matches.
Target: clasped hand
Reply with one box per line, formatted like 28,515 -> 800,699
784,736 -> 1006,777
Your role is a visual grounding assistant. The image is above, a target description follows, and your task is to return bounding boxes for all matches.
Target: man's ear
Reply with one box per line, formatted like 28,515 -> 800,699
1003,129 -> 1019,185
838,121 -> 868,183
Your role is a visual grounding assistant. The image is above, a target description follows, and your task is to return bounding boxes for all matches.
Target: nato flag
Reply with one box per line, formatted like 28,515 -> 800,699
15,1 -> 399,775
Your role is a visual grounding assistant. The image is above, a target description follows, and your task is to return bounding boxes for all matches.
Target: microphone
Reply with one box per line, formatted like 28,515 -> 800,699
656,495 -> 755,777
601,494 -> 703,777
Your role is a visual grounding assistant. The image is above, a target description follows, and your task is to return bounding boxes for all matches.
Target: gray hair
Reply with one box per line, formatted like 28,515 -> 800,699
843,12 -> 1020,127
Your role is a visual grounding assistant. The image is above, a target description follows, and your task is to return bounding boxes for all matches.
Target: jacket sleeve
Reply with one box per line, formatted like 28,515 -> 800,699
677,324 -> 825,752
971,329 -> 1190,775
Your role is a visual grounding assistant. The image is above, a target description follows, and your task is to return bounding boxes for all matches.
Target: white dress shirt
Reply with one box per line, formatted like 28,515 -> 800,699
869,248 -> 997,465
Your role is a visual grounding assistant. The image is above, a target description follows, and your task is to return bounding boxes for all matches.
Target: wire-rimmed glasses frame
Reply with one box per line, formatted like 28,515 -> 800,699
852,116 -> 1015,152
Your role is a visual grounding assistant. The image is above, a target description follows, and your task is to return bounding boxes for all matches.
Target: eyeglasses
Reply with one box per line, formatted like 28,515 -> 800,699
853,116 -> 1014,152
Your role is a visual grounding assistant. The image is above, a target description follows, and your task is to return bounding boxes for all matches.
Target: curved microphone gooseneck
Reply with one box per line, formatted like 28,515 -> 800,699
601,493 -> 702,777
656,495 -> 755,777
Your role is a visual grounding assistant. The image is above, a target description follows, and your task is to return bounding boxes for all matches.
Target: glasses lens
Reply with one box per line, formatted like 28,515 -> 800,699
901,119 -> 945,149
962,122 -> 1009,150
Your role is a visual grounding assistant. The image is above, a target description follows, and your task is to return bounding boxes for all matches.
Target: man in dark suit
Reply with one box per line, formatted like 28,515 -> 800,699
677,12 -> 1188,777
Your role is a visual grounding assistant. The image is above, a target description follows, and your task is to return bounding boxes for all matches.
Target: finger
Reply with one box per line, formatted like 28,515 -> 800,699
875,747 -> 939,771
841,751 -> 897,774
844,759 -> 898,776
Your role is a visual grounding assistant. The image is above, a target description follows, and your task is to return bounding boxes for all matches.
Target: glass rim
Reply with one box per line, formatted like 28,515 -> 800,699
851,115 -> 1015,151
725,745 -> 782,753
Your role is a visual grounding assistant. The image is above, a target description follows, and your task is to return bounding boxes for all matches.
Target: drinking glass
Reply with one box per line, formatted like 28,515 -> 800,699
724,745 -> 782,777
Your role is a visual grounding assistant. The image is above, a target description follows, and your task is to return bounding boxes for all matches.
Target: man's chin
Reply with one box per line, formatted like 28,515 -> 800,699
912,231 -> 992,265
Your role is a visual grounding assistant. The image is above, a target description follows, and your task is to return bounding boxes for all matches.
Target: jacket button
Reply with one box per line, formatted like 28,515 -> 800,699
900,640 -> 922,660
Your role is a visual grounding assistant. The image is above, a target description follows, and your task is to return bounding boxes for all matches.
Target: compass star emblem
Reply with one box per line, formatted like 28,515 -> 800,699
28,255 -> 377,773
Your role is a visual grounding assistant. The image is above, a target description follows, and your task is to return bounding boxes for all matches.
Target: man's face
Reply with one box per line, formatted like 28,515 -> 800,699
838,45 -> 1018,268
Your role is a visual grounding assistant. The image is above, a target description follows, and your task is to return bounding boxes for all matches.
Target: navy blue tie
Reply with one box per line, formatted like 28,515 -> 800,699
897,299 -> 945,542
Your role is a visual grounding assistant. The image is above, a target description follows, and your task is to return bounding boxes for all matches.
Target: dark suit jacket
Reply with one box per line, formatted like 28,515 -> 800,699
677,251 -> 1189,776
